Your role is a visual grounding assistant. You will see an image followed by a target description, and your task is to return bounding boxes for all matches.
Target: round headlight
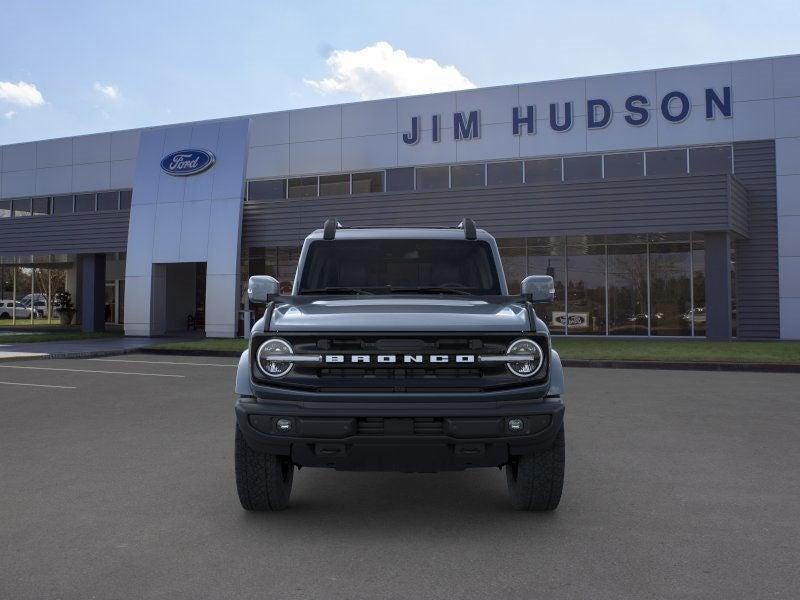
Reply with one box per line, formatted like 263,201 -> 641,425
506,338 -> 544,378
256,338 -> 293,378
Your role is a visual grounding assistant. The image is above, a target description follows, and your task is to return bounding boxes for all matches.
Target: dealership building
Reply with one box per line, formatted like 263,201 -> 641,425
1,54 -> 800,340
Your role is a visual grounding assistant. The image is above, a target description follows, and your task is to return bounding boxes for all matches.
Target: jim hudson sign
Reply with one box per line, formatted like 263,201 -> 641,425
401,86 -> 732,145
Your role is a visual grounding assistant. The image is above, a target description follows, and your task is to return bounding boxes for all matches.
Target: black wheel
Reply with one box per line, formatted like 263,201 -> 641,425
506,424 -> 565,511
235,424 -> 294,511
0,312 -> 9,320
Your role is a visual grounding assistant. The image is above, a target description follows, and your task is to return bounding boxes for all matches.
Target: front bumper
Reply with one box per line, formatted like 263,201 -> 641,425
235,396 -> 564,472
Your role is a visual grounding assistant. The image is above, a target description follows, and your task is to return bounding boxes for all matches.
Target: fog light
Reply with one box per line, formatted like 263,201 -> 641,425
275,418 -> 294,432
508,418 -> 524,432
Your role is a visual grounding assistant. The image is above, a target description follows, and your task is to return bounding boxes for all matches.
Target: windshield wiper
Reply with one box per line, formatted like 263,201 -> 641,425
388,286 -> 474,296
300,286 -> 375,295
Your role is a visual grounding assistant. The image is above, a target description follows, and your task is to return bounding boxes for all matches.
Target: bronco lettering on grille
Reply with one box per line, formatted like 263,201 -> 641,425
323,354 -> 476,364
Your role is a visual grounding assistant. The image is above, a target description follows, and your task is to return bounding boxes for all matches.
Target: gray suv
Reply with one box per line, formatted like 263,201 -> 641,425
234,219 -> 565,511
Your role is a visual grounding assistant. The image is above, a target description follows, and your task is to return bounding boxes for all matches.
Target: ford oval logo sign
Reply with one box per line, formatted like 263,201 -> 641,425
160,149 -> 215,176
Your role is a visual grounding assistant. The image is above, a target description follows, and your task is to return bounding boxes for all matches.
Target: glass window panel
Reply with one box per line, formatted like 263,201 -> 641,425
119,190 -> 132,210
0,200 -> 10,218
98,191 -> 119,211
524,158 -> 562,184
528,239 -> 566,333
607,244 -> 648,335
730,244 -> 737,338
319,174 -> 350,196
649,242 -> 692,336
603,152 -> 644,178
451,163 -> 485,188
352,172 -> 384,194
692,237 -> 706,337
288,177 -> 317,198
690,145 -> 732,174
52,195 -> 74,214
386,167 -> 415,192
498,240 -> 525,295
248,179 -> 286,201
487,161 -> 523,186
74,194 -> 96,212
646,149 -> 687,176
12,198 -> 32,217
566,243 -> 606,334
563,155 -> 602,181
416,166 -> 449,191
247,247 -> 266,279
32,197 -> 49,216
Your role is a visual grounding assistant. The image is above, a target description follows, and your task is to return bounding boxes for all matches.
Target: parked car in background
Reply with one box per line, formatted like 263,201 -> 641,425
0,301 -> 32,320
20,294 -> 50,318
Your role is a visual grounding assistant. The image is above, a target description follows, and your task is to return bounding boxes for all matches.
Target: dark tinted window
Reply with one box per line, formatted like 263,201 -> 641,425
32,197 -> 49,215
119,190 -> 132,210
0,200 -> 11,218
52,195 -> 73,214
319,174 -> 350,196
564,155 -> 602,181
98,191 -> 119,211
249,179 -> 286,201
299,239 -> 501,295
690,146 -> 732,173
525,158 -> 562,183
416,166 -> 449,191
451,163 -> 485,188
604,152 -> 644,178
12,198 -> 32,217
487,161 -> 523,186
288,177 -> 317,198
646,149 -> 687,176
74,194 -> 96,212
352,171 -> 384,194
386,167 -> 415,192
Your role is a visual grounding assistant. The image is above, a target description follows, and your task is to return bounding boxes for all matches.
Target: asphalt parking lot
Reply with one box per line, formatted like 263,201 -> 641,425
1,355 -> 799,600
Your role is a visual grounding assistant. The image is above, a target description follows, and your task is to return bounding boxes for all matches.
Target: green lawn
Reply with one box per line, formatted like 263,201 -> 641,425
0,331 -> 121,344
148,336 -> 800,364
552,338 -> 800,364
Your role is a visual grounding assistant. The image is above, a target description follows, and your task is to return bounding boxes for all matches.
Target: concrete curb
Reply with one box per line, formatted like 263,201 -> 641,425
561,359 -> 800,373
139,348 -> 242,358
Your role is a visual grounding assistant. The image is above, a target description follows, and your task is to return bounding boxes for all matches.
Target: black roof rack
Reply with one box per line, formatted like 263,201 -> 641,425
323,217 -> 343,240
458,218 -> 477,240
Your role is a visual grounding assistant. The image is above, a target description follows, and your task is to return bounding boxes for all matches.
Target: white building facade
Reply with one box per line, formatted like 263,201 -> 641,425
1,54 -> 799,340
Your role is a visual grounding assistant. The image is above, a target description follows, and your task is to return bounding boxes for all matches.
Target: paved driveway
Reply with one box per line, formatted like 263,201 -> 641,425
0,356 -> 798,599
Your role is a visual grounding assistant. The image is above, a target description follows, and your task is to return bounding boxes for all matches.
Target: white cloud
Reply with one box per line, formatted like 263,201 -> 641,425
93,82 -> 121,100
4,110 -> 17,119
0,81 -> 44,107
304,41 -> 475,100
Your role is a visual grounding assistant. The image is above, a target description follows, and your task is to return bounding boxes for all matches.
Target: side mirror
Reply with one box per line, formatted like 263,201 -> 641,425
248,275 -> 280,304
521,275 -> 555,303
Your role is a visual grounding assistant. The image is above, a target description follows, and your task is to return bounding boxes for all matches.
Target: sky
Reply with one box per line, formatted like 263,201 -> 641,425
1,0 -> 799,145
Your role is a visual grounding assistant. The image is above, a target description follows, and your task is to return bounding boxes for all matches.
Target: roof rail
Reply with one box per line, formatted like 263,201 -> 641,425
458,218 -> 477,240
323,217 -> 343,240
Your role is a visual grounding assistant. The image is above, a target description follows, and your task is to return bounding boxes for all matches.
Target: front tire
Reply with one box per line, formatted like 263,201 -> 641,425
235,425 -> 294,511
506,425 -> 565,511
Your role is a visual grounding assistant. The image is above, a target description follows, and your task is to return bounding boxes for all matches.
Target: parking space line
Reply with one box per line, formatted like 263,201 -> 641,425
0,380 -> 77,389
89,359 -> 236,367
0,366 -> 185,378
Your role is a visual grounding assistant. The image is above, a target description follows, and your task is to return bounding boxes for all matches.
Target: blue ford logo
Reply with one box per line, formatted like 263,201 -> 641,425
160,149 -> 215,176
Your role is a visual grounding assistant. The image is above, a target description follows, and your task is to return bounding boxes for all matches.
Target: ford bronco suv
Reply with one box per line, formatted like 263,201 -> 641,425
234,219 -> 565,511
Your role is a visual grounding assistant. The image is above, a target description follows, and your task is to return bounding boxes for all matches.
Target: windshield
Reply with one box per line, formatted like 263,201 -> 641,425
298,239 -> 502,295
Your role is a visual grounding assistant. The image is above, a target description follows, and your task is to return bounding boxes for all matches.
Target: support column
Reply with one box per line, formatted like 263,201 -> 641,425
704,232 -> 732,341
80,254 -> 106,333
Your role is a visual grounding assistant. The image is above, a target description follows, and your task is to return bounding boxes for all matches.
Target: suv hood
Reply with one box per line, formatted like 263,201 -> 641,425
267,296 -> 529,332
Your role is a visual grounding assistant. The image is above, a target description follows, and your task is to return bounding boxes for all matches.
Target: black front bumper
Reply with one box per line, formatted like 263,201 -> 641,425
235,396 -> 564,472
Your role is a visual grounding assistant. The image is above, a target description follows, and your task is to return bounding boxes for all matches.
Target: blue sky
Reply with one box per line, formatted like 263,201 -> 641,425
1,0 -> 799,144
